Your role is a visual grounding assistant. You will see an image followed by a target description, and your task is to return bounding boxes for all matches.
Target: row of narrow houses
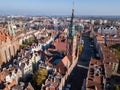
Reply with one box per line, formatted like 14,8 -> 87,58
0,29 -> 60,90
0,24 -> 80,90
86,59 -> 104,90
84,27 -> 120,90
0,23 -> 38,67
0,23 -> 19,66
85,43 -> 119,90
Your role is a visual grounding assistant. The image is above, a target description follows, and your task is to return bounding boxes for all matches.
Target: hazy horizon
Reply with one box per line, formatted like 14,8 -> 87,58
0,0 -> 120,16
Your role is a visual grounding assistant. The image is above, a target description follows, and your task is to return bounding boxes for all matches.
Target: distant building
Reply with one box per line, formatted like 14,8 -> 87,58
53,18 -> 58,30
0,32 -> 20,66
98,26 -> 117,35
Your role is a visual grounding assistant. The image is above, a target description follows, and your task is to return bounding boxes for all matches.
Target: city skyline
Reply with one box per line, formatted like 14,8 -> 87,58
0,0 -> 120,16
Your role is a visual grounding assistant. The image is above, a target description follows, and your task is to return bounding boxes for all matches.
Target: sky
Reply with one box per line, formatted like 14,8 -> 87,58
0,0 -> 120,16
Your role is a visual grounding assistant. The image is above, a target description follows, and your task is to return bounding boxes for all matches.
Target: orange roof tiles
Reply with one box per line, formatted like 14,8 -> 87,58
54,42 -> 67,52
94,75 -> 102,84
86,59 -> 103,90
55,56 -> 71,75
0,69 -> 10,80
44,80 -> 58,90
61,56 -> 71,67
0,32 -> 13,42
100,43 -> 118,63
104,64 -> 112,78
96,35 -> 104,41
100,43 -> 119,78
4,80 -> 17,90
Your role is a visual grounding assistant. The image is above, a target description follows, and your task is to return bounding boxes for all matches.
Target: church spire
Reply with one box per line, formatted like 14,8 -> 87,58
11,21 -> 15,36
7,20 -> 15,36
72,0 -> 74,15
69,0 -> 75,38
8,21 -> 12,35
67,0 -> 75,56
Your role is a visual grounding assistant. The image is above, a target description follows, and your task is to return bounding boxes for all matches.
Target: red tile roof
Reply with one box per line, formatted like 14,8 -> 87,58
4,80 -> 17,90
55,56 -> 71,75
96,35 -> 104,42
100,44 -> 119,77
0,32 -> 12,42
43,80 -> 58,90
86,59 -> 103,90
54,42 -> 67,52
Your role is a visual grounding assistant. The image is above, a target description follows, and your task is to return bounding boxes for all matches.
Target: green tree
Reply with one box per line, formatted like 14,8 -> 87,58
40,36 -> 45,40
94,20 -> 100,25
78,45 -> 83,56
109,44 -> 120,60
33,68 -> 47,86
19,44 -> 27,49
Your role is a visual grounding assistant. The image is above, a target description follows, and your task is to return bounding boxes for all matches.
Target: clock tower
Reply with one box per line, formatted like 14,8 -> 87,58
67,0 -> 77,63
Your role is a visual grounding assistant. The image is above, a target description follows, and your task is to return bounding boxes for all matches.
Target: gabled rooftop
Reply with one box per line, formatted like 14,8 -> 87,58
86,59 -> 104,90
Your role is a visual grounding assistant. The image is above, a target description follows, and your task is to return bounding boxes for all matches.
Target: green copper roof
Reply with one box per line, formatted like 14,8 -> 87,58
8,21 -> 12,35
8,21 -> 15,36
69,3 -> 76,38
12,25 -> 15,36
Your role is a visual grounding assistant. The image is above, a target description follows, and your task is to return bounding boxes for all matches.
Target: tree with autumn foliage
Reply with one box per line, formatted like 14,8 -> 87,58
33,68 -> 48,88
78,45 -> 83,56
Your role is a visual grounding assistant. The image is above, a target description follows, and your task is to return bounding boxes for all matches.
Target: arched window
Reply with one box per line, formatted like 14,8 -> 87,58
8,47 -> 11,59
13,46 -> 15,55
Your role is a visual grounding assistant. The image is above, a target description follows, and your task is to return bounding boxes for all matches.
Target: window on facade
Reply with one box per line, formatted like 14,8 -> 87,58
8,47 -> 11,59
4,50 -> 7,62
13,46 -> 15,55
